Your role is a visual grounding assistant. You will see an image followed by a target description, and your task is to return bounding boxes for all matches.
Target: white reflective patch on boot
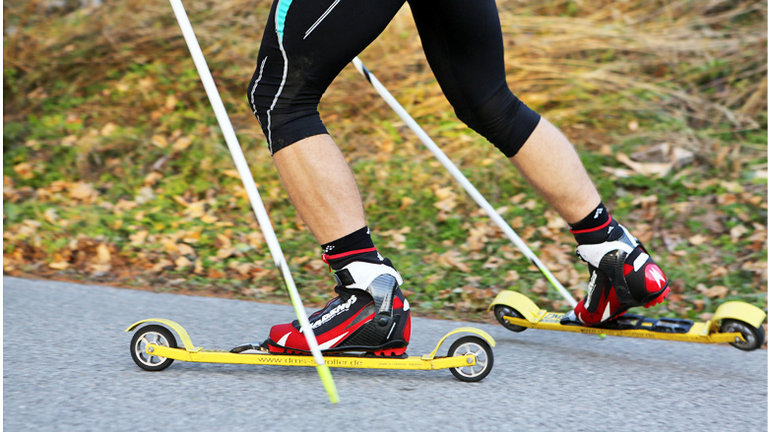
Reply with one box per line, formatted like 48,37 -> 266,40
633,252 -> 649,272
402,298 -> 410,312
584,270 -> 599,310
577,241 -> 634,267
341,261 -> 403,290
277,332 -> 291,347
318,332 -> 349,350
601,303 -> 612,323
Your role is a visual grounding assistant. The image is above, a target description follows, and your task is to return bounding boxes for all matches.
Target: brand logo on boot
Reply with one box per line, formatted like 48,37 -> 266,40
645,264 -> 666,290
311,295 -> 357,330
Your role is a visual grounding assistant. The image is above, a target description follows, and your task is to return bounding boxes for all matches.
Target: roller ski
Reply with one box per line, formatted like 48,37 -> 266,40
126,319 -> 494,382
491,290 -> 766,351
127,261 -> 495,382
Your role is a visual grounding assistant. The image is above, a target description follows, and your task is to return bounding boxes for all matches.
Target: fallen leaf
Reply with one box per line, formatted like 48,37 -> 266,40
130,230 -> 149,246
437,250 -> 471,273
43,208 -> 58,224
96,243 -> 111,264
217,247 -> 236,259
151,135 -> 168,148
164,95 -> 178,110
144,172 -> 163,186
688,234 -> 709,246
175,256 -> 193,269
729,225 -> 748,240
177,243 -> 196,257
152,259 -> 174,273
101,122 -> 118,136
704,285 -> 729,299
399,197 -> 415,210
13,162 -> 35,179
616,153 -> 673,177
504,270 -> 520,282
172,136 -> 192,151
69,182 -> 98,202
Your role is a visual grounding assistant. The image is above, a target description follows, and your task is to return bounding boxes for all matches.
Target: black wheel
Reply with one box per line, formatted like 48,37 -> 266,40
493,305 -> 527,332
720,319 -> 765,351
130,325 -> 177,371
447,336 -> 494,382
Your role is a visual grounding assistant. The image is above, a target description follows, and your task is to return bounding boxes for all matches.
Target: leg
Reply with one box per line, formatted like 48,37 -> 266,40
273,134 -> 366,244
249,0 -> 403,242
409,0 -> 668,324
509,117 -> 600,224
247,0 -> 411,353
409,0 -> 597,224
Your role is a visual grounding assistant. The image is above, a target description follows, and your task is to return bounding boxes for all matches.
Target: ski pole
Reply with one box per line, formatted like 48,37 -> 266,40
351,57 -> 577,308
168,0 -> 339,404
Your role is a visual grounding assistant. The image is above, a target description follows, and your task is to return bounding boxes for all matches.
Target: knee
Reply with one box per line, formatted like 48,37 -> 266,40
454,86 -> 541,158
246,68 -> 327,155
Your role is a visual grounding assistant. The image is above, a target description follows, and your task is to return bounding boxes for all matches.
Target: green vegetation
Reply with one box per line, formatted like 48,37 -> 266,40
4,0 -> 766,322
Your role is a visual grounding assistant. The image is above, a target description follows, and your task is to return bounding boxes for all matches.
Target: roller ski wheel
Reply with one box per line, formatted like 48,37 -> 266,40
720,319 -> 765,351
493,304 -> 527,333
447,336 -> 494,382
130,325 -> 177,371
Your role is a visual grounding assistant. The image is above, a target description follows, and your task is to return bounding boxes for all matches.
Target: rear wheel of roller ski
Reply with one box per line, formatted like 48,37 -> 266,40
493,305 -> 527,333
447,336 -> 494,382
130,325 -> 177,371
720,319 -> 765,351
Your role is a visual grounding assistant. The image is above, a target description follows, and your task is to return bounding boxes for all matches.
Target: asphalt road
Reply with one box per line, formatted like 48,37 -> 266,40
3,276 -> 766,431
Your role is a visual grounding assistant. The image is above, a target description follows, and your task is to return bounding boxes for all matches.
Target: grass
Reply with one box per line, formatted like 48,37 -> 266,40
3,0 -> 766,324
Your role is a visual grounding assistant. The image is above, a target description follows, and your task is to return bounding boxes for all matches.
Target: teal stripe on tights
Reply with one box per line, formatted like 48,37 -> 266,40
275,0 -> 293,43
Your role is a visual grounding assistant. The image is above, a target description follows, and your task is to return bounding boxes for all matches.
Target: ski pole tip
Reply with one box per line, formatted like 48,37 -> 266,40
317,364 -> 339,404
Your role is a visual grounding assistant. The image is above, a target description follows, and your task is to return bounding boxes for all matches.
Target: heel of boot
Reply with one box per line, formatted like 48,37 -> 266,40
371,346 -> 407,357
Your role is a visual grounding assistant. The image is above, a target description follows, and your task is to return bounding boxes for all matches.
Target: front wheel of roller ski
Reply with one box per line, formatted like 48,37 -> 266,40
493,305 -> 527,333
130,325 -> 177,371
720,319 -> 765,351
447,336 -> 494,382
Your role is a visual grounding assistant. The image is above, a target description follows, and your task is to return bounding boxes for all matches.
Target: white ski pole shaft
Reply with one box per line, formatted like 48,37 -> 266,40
168,0 -> 339,403
352,57 -> 576,307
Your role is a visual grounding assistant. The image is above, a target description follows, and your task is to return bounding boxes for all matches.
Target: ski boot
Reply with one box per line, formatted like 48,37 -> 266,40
265,259 -> 411,356
564,224 -> 670,326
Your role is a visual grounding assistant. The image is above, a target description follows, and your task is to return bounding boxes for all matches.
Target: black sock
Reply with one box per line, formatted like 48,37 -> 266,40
321,226 -> 383,271
569,202 -> 620,245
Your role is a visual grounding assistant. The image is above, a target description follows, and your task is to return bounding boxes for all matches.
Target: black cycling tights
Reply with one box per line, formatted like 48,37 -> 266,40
247,0 -> 541,157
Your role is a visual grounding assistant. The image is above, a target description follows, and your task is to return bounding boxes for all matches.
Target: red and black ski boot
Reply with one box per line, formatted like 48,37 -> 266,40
265,259 -> 411,356
564,224 -> 669,326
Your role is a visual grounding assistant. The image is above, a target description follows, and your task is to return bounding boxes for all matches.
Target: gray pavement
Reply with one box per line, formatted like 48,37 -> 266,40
3,276 -> 766,431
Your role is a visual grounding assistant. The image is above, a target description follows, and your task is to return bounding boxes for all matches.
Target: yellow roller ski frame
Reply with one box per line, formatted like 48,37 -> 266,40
490,291 -> 766,351
126,319 -> 496,382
